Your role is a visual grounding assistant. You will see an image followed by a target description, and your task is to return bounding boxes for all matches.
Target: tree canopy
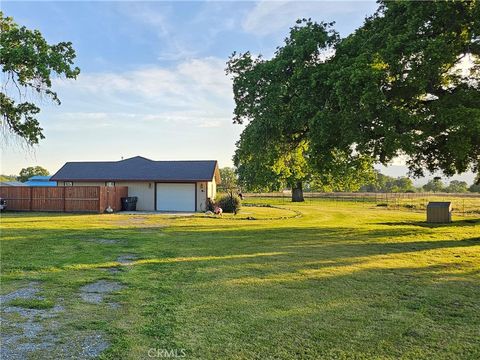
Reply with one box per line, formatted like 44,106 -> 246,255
423,178 -> 445,193
315,0 -> 480,178
445,180 -> 469,193
227,1 -> 479,200
0,12 -> 80,145
218,167 -> 239,194
469,182 -> 480,193
17,166 -> 49,182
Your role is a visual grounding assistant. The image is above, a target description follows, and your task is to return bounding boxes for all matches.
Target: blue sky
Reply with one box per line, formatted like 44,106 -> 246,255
1,1 -> 475,185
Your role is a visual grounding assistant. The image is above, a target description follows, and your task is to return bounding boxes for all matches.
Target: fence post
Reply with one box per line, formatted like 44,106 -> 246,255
63,186 -> 66,212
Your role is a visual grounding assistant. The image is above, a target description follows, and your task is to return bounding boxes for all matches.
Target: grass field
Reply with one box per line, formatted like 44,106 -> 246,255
1,200 -> 479,359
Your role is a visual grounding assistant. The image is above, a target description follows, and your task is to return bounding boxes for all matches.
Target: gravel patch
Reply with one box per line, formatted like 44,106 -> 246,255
54,332 -> 110,359
79,333 -> 110,358
102,267 -> 122,274
3,305 -> 64,319
108,302 -> 120,309
1,340 -> 55,360
86,238 -> 119,245
80,280 -> 125,304
1,283 -> 112,359
80,293 -> 104,304
0,282 -> 42,303
0,285 -> 65,360
116,254 -> 138,265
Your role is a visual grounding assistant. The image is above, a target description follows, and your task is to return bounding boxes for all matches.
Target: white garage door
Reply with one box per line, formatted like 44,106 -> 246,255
156,183 -> 195,212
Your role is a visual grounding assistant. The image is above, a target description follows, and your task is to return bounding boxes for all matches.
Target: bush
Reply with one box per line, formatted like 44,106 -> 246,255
216,193 -> 242,214
206,197 -> 215,212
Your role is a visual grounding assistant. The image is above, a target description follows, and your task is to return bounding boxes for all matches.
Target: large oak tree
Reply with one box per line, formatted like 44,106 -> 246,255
227,20 -> 374,201
228,1 -> 479,200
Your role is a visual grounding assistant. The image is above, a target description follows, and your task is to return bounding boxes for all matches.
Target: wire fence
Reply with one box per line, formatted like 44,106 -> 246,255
243,192 -> 480,218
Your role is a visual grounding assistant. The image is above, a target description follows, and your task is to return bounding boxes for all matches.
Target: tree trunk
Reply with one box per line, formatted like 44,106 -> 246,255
291,182 -> 304,202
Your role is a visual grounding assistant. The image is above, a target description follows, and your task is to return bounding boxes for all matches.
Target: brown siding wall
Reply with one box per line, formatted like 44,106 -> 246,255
59,181 -> 154,211
0,186 -> 128,213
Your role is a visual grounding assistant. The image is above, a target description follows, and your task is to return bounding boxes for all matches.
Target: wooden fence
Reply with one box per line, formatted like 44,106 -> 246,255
0,186 -> 128,213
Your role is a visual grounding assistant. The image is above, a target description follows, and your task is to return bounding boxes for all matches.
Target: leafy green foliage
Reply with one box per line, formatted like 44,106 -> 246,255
314,0 -> 480,177
445,180 -> 469,193
206,197 -> 215,212
423,178 -> 445,193
0,12 -> 80,145
216,193 -> 242,214
18,165 -> 49,182
218,167 -> 238,193
359,171 -> 416,193
227,20 -> 374,200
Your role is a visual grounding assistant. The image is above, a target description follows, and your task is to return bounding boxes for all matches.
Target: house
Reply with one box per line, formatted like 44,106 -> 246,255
25,176 -> 57,187
50,156 -> 220,212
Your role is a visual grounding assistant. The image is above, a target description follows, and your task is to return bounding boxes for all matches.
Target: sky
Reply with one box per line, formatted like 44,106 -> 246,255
1,0 -> 476,186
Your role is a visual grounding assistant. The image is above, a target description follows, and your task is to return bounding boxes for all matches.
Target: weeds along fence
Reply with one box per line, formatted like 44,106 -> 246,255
0,186 -> 128,213
244,192 -> 480,217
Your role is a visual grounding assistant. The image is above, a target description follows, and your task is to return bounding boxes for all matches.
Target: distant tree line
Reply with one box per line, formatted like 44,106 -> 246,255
319,172 -> 479,193
218,167 -> 480,194
422,177 -> 479,193
0,166 -> 49,182
359,171 -> 415,193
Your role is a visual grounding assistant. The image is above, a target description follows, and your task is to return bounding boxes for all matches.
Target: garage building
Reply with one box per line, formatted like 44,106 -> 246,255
50,156 -> 220,212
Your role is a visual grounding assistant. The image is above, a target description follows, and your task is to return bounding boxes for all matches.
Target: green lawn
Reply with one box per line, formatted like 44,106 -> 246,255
1,200 -> 479,359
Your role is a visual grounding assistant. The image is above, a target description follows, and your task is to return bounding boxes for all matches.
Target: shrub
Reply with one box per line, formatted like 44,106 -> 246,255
216,193 -> 242,214
206,197 -> 215,212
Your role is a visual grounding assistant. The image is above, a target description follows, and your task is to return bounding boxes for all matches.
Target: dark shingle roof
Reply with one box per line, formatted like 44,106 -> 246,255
50,156 -> 220,182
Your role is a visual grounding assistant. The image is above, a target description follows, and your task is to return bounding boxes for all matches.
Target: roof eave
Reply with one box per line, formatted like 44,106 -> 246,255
51,179 -> 215,182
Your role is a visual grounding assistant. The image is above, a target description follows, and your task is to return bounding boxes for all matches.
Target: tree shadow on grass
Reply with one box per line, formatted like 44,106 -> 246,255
163,260 -> 480,359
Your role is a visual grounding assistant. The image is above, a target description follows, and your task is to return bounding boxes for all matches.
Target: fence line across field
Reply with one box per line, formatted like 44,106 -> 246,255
243,192 -> 480,217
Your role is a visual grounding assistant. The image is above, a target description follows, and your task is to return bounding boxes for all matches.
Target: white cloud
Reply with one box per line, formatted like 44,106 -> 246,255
117,2 -> 171,38
243,0 -> 376,36
55,57 -> 232,109
51,57 -> 234,133
46,111 -> 228,132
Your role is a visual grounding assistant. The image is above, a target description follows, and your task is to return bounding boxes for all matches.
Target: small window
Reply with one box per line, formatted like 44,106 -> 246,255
65,181 -> 73,186
105,181 -> 115,187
